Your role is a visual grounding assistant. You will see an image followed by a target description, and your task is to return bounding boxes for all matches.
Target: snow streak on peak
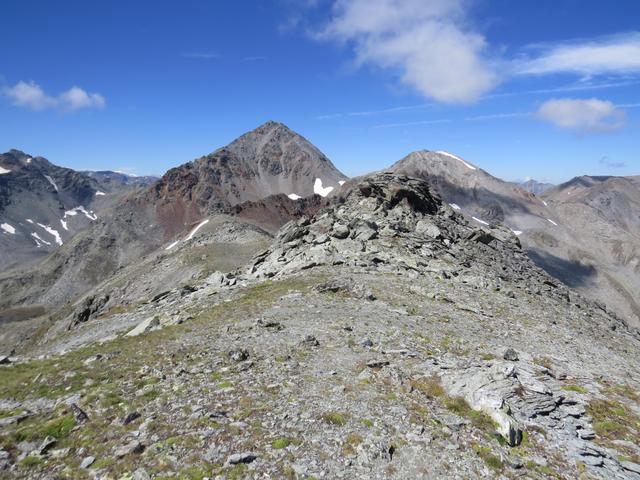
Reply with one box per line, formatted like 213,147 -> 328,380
436,151 -> 477,170
1,223 -> 16,234
44,175 -> 59,191
0,166 -> 11,175
37,223 -> 63,245
288,193 -> 302,200
186,219 -> 210,241
64,206 -> 97,221
165,240 -> 179,251
472,216 -> 490,226
31,232 -> 51,247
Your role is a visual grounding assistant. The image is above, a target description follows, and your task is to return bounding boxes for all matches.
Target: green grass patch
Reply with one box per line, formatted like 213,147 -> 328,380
444,397 -> 496,432
226,464 -> 247,480
588,398 -> 639,442
472,444 -> 503,471
271,437 -> 292,449
342,433 -> 364,456
20,454 -> 44,468
410,375 -> 444,399
561,384 -> 588,394
92,457 -> 116,469
14,414 -> 75,442
0,408 -> 24,419
322,411 -> 348,426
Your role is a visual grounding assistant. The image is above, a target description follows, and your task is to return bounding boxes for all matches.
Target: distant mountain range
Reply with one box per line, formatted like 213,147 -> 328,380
0,149 -> 155,270
516,179 -> 555,195
0,122 -> 638,346
1,122 -> 639,480
82,170 -> 158,189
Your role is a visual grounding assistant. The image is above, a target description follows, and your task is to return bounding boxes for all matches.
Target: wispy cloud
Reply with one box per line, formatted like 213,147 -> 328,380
316,0 -> 498,104
515,33 -> 640,76
315,79 -> 639,120
241,55 -> 268,62
488,79 -> 640,99
372,111 -> 529,128
181,52 -> 221,60
464,112 -> 530,121
2,81 -> 105,111
536,98 -> 625,133
370,99 -> 633,130
599,156 -> 627,169
373,118 -> 452,129
316,102 -> 433,120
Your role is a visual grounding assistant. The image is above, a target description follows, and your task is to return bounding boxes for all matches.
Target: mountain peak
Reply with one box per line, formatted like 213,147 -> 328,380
392,149 -> 478,173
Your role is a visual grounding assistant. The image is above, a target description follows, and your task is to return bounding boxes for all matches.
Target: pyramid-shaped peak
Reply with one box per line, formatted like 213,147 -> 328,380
243,120 -> 295,138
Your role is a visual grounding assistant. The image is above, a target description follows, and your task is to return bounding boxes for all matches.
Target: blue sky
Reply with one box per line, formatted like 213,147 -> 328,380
1,0 -> 639,183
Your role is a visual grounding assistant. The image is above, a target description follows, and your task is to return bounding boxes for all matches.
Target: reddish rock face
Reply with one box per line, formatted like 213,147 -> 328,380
137,121 -> 346,239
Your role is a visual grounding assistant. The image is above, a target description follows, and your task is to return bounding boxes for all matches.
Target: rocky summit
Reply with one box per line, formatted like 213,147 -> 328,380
1,172 -> 639,479
389,150 -> 640,329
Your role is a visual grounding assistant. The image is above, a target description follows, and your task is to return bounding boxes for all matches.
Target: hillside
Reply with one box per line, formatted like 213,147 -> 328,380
0,173 -> 638,479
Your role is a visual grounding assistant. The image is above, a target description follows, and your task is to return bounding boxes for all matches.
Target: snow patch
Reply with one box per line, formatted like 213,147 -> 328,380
472,216 -> 490,226
185,219 -> 210,241
1,223 -> 16,234
31,232 -> 51,247
338,180 -> 346,186
542,200 -> 548,206
547,218 -> 558,226
165,241 -> 179,251
436,151 -> 477,170
44,175 -> 59,192
0,166 -> 11,175
314,178 -> 334,197
60,219 -> 68,231
449,203 -> 461,210
26,219 -> 34,224
26,157 -> 32,164
512,230 -> 523,236
95,191 -> 106,196
115,170 -> 138,177
64,206 -> 97,221
37,223 -> 63,245
288,193 -> 302,200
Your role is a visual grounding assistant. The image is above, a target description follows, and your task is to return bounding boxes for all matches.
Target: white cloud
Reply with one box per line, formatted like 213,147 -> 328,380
515,33 -> 640,76
3,81 -> 106,111
317,0 -> 498,104
536,98 -> 625,133
311,2 -> 640,105
59,86 -> 106,110
3,81 -> 57,110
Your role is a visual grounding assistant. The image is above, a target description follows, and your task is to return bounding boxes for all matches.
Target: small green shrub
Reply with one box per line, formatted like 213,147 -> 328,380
561,384 -> 587,394
271,437 -> 291,449
322,411 -> 348,426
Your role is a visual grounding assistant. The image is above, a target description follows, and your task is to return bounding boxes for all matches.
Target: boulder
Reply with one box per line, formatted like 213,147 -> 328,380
125,316 -> 160,337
